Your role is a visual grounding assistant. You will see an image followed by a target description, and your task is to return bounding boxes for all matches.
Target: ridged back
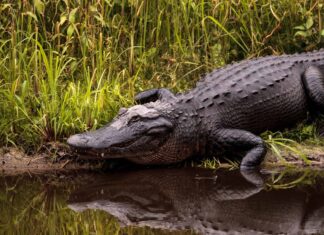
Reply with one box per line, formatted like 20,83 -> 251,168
179,50 -> 324,133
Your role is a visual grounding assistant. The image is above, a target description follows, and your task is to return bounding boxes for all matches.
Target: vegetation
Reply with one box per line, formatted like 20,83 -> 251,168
0,0 -> 323,155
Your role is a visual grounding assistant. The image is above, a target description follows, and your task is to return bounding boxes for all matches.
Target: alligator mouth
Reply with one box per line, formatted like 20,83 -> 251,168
70,147 -> 106,159
70,136 -> 150,159
71,147 -> 125,159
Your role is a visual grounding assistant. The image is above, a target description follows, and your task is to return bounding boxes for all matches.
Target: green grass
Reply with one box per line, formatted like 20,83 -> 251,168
0,0 -> 323,154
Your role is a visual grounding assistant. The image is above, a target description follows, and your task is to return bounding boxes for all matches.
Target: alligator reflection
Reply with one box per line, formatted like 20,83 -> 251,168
68,168 -> 324,234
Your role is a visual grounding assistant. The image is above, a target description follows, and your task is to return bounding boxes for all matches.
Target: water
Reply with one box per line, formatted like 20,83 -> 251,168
1,168 -> 324,235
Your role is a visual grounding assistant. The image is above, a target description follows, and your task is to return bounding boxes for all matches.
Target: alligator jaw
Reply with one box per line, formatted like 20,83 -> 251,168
67,134 -> 117,159
67,133 -> 106,158
68,145 -> 126,159
67,132 -> 157,159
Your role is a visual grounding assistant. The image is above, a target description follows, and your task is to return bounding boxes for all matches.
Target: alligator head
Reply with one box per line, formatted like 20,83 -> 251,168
67,101 -> 200,164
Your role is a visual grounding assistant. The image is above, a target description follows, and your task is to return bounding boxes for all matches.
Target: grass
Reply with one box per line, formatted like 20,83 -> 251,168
0,0 -> 323,158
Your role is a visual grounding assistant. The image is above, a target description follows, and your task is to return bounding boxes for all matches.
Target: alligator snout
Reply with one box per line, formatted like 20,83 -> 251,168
67,134 -> 92,148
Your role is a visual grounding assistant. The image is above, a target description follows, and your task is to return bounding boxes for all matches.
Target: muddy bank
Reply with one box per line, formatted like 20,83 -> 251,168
1,143 -> 324,174
265,144 -> 324,168
0,145 -> 105,174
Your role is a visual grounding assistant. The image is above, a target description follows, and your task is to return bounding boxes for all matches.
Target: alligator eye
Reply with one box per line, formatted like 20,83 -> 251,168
147,127 -> 167,135
129,115 -> 141,123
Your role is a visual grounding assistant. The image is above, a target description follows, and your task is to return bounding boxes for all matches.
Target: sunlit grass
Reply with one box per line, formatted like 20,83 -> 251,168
0,31 -> 133,149
261,122 -> 324,166
199,157 -> 240,170
264,134 -> 309,165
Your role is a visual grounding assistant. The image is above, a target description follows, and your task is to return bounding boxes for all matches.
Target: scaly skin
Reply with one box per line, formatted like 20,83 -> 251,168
67,49 -> 324,169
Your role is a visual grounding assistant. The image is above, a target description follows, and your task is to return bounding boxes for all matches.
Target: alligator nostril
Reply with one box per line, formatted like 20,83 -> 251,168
80,135 -> 90,143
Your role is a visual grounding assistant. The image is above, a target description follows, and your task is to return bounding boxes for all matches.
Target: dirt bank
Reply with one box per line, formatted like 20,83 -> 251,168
0,145 -> 105,174
1,143 -> 324,174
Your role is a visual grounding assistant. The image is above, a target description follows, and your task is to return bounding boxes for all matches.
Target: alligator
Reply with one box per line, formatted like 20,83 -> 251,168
68,168 -> 324,234
67,49 -> 324,169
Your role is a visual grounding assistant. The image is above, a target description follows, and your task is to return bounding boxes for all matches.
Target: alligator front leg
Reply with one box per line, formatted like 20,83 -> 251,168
135,88 -> 175,104
211,129 -> 266,170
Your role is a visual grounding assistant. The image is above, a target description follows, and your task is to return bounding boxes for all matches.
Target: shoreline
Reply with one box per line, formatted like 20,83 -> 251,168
1,145 -> 324,175
0,146 -> 105,175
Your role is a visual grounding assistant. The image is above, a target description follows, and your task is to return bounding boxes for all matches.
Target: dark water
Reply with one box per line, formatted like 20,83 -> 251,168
1,168 -> 324,235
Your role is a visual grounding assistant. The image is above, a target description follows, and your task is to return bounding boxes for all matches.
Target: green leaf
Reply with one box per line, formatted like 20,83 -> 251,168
15,95 -> 23,105
305,17 -> 314,29
34,0 -> 44,15
89,5 -> 97,13
94,15 -> 106,26
294,31 -> 308,38
67,24 -> 74,37
321,29 -> 324,36
23,11 -> 38,22
60,14 -> 67,25
294,25 -> 305,31
69,7 -> 78,24
145,47 -> 157,57
1,4 -> 12,12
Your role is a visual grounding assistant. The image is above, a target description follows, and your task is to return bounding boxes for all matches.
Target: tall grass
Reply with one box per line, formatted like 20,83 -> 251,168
0,0 -> 323,151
